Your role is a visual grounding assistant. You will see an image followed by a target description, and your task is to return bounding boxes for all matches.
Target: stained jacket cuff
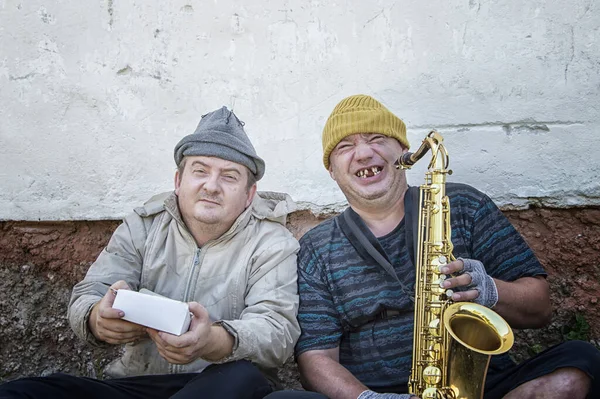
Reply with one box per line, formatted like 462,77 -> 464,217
71,296 -> 109,347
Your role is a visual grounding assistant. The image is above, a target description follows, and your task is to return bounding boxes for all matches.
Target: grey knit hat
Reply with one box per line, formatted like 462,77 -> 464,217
174,106 -> 265,180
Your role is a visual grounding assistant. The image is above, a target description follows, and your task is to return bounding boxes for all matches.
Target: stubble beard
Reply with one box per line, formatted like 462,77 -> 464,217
343,171 -> 408,211
192,204 -> 224,226
347,188 -> 392,211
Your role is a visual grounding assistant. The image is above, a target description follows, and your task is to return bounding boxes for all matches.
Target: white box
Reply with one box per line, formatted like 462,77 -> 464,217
112,289 -> 191,336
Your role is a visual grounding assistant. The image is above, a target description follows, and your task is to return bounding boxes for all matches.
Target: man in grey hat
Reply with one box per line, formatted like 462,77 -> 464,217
0,107 -> 300,399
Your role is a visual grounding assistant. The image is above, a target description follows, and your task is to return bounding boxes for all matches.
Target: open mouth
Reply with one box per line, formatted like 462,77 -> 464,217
355,166 -> 382,179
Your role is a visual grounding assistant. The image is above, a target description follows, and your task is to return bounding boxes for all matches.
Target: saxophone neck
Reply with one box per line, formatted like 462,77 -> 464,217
395,130 -> 450,172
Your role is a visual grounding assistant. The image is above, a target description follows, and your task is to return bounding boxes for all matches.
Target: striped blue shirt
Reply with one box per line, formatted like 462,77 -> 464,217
295,183 -> 546,391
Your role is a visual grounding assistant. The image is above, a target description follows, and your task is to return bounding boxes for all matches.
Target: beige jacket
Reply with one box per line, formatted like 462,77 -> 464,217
68,191 -> 300,381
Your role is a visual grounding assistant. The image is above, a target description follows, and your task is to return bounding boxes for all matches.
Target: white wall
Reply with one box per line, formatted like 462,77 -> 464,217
1,0 -> 598,220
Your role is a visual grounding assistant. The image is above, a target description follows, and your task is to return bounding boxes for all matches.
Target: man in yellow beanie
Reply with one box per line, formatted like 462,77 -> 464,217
265,95 -> 598,399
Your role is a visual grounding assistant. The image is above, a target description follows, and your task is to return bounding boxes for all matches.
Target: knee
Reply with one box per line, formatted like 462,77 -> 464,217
564,367 -> 591,385
224,360 -> 266,384
507,368 -> 590,399
186,361 -> 271,399
545,367 -> 591,397
206,360 -> 270,393
563,368 -> 591,396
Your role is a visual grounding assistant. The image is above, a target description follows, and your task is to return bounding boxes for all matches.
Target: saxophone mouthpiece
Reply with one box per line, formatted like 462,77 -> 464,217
395,152 -> 416,169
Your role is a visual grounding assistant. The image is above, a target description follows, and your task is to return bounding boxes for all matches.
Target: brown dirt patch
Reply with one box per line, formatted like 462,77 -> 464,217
1,207 -> 599,384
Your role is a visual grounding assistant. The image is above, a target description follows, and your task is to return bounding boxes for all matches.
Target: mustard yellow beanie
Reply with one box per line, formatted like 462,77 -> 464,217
322,94 -> 409,169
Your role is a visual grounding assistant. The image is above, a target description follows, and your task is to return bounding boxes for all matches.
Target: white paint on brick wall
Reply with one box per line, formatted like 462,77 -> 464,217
0,0 -> 598,220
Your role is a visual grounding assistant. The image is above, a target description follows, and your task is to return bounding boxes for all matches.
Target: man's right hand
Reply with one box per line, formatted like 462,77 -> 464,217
88,280 -> 147,344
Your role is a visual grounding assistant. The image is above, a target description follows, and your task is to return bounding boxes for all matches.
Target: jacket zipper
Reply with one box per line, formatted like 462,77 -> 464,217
183,248 -> 202,302
164,205 -> 244,374
171,247 -> 201,374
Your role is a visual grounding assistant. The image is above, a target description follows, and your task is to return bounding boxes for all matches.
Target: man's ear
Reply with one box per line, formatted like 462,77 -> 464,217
174,169 -> 181,195
328,165 -> 336,181
245,183 -> 257,208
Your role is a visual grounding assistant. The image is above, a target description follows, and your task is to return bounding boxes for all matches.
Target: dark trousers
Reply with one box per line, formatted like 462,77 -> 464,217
264,392 -> 327,398
265,341 -> 600,399
485,340 -> 600,399
0,360 -> 272,399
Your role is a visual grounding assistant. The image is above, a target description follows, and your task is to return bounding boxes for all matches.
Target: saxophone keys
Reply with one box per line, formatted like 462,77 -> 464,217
422,387 -> 440,399
438,275 -> 447,288
445,289 -> 454,298
431,256 -> 446,267
422,366 -> 442,385
436,256 -> 448,273
429,303 -> 442,315
428,318 -> 440,334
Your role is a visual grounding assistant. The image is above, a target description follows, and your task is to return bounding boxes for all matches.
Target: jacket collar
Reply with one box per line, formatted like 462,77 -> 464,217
162,190 -> 296,245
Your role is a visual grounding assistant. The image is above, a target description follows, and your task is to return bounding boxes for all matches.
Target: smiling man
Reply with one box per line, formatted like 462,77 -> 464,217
265,95 -> 599,399
0,107 -> 300,399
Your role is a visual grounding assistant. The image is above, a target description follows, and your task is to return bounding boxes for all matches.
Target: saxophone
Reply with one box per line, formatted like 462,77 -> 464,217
396,131 -> 514,399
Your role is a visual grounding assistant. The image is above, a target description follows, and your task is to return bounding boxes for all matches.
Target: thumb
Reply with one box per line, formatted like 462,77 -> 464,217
188,302 -> 209,328
104,280 -> 132,309
112,280 -> 132,291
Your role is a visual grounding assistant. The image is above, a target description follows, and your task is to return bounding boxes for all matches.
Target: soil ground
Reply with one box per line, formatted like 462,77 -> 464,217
1,207 -> 599,387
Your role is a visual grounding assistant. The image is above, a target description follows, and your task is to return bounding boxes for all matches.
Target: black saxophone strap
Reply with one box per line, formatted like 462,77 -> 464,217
337,186 -> 420,301
340,209 -> 398,280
